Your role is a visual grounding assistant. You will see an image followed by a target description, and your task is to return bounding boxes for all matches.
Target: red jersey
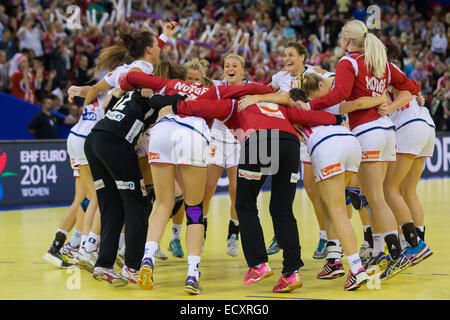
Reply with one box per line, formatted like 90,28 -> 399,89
120,71 -> 274,100
308,50 -> 420,130
176,99 -> 339,140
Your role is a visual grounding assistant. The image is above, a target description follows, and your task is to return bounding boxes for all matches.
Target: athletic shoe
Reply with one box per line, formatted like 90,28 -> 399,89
266,237 -> 280,255
76,249 -> 98,273
359,244 -> 372,266
227,234 -> 239,257
43,250 -> 73,268
93,267 -> 128,287
137,257 -> 154,290
344,268 -> 370,291
272,271 -> 302,293
404,240 -> 433,266
115,246 -> 125,269
317,259 -> 346,279
347,188 -> 362,210
60,243 -> 79,260
155,246 -> 168,260
380,253 -> 412,281
184,275 -> 202,295
312,238 -> 328,259
168,239 -> 184,258
364,252 -> 389,275
243,263 -> 274,285
120,266 -> 139,284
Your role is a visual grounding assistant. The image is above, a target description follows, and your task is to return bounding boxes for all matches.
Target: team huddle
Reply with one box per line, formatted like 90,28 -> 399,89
42,19 -> 434,295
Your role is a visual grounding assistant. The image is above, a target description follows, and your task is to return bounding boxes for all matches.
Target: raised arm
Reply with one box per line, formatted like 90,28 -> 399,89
119,71 -> 169,92
285,107 -> 343,127
82,79 -> 112,107
216,83 -> 275,99
238,91 -> 293,112
175,99 -> 236,122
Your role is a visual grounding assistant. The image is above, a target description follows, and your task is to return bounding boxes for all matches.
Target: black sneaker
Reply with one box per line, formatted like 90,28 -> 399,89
43,250 -> 73,268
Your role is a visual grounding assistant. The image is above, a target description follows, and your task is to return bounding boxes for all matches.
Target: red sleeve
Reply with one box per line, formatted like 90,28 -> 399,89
388,62 -> 421,95
216,83 -> 275,99
177,99 -> 235,121
284,107 -> 338,127
308,59 -> 355,110
10,72 -> 23,87
157,35 -> 167,49
120,71 -> 169,92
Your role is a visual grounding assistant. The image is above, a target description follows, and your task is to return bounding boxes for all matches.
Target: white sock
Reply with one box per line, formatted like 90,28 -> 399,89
346,253 -> 363,274
57,229 -> 69,237
399,234 -> 409,250
319,230 -> 327,241
68,229 -> 82,248
85,232 -> 100,253
230,218 -> 239,226
372,233 -> 384,255
416,225 -> 425,232
144,241 -> 159,261
80,235 -> 88,250
187,255 -> 201,279
118,232 -> 125,250
172,223 -> 183,241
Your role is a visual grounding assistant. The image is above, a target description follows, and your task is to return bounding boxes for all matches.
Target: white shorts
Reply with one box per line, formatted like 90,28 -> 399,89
67,132 -> 88,170
148,115 -> 211,167
300,142 -> 311,164
208,139 -> 241,169
135,130 -> 150,158
395,120 -> 436,158
353,117 -> 396,162
311,134 -> 362,182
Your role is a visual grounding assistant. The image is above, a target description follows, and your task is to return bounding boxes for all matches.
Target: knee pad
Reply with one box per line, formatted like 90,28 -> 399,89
347,187 -> 362,210
185,202 -> 204,226
170,195 -> 184,218
80,197 -> 90,212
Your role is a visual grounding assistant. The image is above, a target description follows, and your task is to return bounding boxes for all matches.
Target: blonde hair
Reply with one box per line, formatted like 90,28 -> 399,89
342,20 -> 387,78
184,58 -> 213,85
297,73 -> 323,98
224,53 -> 245,68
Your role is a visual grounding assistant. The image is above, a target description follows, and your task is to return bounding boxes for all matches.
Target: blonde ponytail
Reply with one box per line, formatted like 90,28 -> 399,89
184,58 -> 210,78
342,20 -> 387,78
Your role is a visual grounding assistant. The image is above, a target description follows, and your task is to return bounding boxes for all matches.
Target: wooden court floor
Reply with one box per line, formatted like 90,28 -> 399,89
0,178 -> 449,300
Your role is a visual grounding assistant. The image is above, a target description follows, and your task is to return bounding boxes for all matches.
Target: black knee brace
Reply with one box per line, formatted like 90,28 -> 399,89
185,202 -> 204,226
170,195 -> 184,218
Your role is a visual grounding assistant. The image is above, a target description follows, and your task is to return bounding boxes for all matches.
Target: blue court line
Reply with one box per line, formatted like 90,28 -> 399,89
432,274 -> 449,276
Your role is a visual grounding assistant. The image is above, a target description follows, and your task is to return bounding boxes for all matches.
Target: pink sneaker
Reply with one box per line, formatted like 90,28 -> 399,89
243,263 -> 274,285
317,259 -> 346,279
344,268 -> 369,291
272,271 -> 302,293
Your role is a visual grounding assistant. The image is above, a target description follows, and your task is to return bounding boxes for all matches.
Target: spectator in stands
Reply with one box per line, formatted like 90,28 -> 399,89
430,87 -> 449,131
48,37 -> 70,91
0,49 -> 8,92
288,0 -> 304,33
10,55 -> 41,104
28,96 -> 76,139
352,1 -> 367,22
431,27 -> 448,60
0,28 -> 17,60
73,53 -> 95,86
17,16 -> 44,59
410,61 -> 429,82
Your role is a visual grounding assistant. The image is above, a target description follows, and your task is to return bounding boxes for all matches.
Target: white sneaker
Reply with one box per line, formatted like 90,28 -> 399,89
227,234 -> 239,257
93,267 -> 128,287
120,265 -> 139,284
60,243 -> 79,259
76,249 -> 98,272
155,246 -> 168,260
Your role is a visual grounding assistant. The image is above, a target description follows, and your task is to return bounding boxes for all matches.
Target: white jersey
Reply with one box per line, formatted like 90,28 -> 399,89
271,64 -> 335,92
389,94 -> 435,130
71,60 -> 154,137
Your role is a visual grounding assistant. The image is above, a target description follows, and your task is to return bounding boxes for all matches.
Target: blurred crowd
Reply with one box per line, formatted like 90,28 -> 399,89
0,0 -> 449,130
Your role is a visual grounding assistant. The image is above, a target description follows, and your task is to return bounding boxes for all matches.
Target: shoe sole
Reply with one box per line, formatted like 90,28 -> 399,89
317,270 -> 346,279
366,261 -> 388,276
273,280 -> 303,293
168,247 -> 184,258
412,249 -> 433,266
155,255 -> 168,261
381,260 -> 412,281
345,278 -> 369,291
138,266 -> 154,290
184,286 -> 201,295
267,249 -> 280,255
76,261 -> 94,273
43,253 -> 73,269
93,273 -> 128,287
227,250 -> 239,257
244,270 -> 274,285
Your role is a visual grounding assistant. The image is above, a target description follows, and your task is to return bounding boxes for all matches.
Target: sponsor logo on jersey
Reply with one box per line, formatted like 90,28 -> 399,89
238,169 -> 262,180
81,110 -> 97,121
290,172 -> 299,183
210,146 -> 217,158
257,102 -> 285,119
105,110 -> 125,121
149,152 -> 160,160
94,179 -> 105,190
140,179 -> 147,197
362,150 -> 381,160
321,163 -> 342,177
116,180 -> 135,190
